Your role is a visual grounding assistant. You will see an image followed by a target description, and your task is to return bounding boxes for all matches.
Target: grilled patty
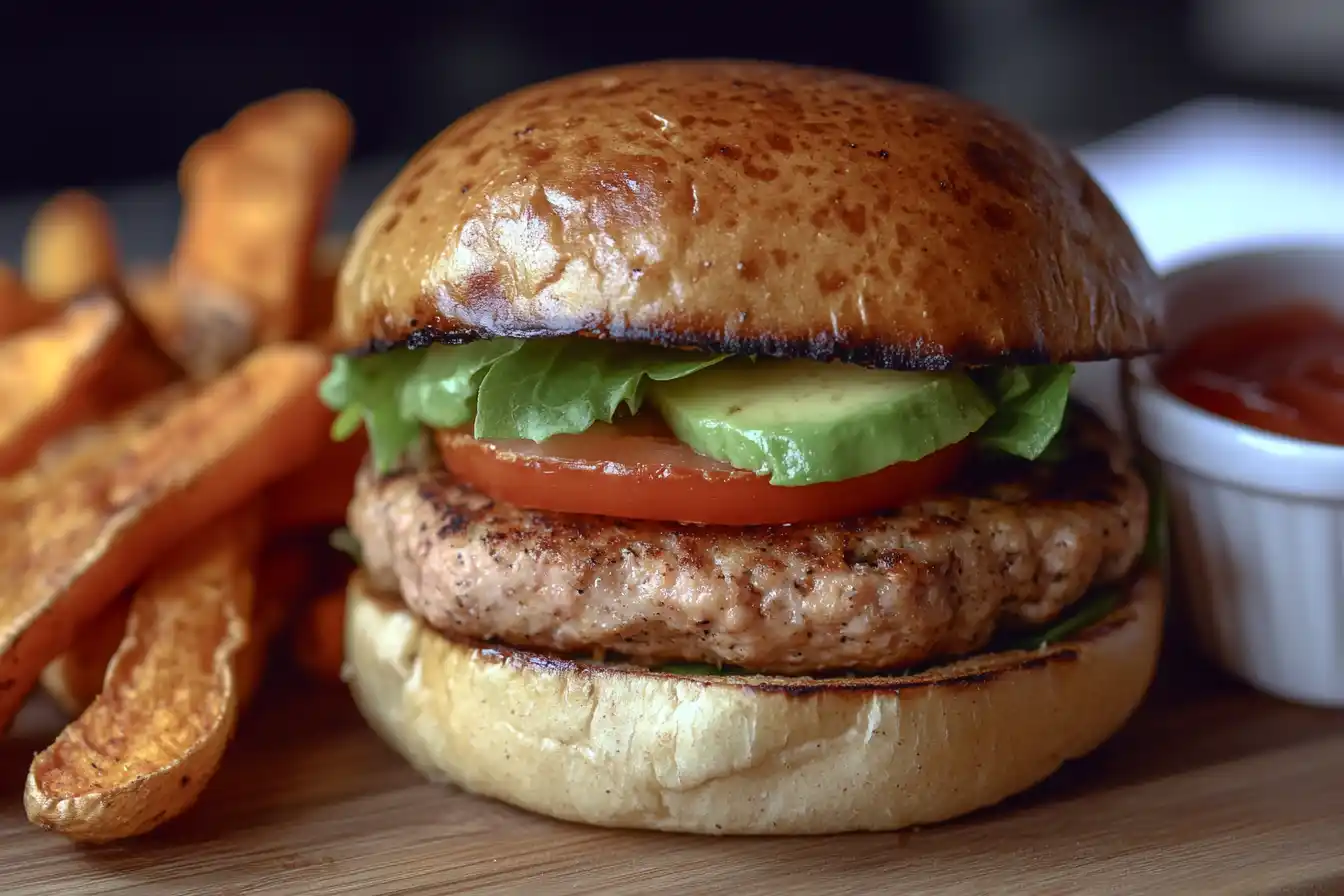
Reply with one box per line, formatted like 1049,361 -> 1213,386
350,407 -> 1148,674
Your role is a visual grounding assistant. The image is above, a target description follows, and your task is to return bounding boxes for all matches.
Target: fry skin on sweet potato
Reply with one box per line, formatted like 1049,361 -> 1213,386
24,507 -> 266,842
0,290 -> 184,477
0,264 -> 57,337
171,90 -> 353,376
0,296 -> 130,476
38,596 -> 131,718
0,343 -> 331,731
20,190 -> 120,304
38,529 -> 331,719
123,264 -> 180,347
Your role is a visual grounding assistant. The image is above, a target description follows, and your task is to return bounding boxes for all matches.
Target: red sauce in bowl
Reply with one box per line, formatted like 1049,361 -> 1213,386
1158,304 -> 1344,446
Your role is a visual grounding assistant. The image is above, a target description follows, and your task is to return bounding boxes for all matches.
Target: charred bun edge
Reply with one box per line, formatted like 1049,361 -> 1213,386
334,58 -> 1162,371
348,324 -> 1161,371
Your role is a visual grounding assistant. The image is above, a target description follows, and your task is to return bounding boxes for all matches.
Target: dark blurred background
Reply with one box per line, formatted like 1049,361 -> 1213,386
3,0 -> 1343,242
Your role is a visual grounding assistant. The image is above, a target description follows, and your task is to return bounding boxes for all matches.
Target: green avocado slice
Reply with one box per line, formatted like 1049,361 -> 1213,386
647,358 -> 995,486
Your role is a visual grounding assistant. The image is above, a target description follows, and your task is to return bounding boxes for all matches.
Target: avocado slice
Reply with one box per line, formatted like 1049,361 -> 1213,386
647,359 -> 994,486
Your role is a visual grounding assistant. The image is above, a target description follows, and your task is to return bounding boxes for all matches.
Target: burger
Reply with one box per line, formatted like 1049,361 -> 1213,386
320,60 -> 1165,835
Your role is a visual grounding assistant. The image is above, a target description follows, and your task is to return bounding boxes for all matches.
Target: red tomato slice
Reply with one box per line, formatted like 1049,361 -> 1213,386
435,418 -> 968,526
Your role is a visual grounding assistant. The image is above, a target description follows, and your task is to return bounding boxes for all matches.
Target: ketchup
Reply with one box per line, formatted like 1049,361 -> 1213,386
1158,304 -> 1344,446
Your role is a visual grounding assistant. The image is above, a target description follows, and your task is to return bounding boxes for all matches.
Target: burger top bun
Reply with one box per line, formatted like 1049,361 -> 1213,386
335,60 -> 1160,369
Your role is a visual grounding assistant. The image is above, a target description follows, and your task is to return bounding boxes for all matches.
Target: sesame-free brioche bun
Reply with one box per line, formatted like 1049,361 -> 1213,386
334,60 -> 1160,369
343,568 -> 1163,835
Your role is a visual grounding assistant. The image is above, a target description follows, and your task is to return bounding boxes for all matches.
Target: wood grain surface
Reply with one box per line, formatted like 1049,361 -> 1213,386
0,657 -> 1341,896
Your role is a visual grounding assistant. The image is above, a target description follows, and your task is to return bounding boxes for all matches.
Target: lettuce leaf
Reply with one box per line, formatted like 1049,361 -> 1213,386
319,352 -> 424,472
1139,453 -> 1169,569
318,338 -> 726,472
317,338 -> 1078,477
400,338 -> 524,428
473,339 -> 726,442
996,587 -> 1121,653
972,364 -> 1075,459
328,527 -> 363,564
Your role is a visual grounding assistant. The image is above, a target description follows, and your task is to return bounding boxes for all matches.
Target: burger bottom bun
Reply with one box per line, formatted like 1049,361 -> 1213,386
343,569 -> 1163,835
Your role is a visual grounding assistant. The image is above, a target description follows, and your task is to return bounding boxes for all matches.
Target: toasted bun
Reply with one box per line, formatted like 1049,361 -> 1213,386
334,60 -> 1159,369
344,568 -> 1163,835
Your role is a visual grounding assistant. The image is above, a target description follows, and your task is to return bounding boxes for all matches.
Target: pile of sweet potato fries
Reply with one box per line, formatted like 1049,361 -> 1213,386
1,89 -> 362,843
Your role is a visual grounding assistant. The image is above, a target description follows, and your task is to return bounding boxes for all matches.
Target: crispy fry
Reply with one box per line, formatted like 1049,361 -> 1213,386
123,265 -> 181,353
38,526 -> 324,719
0,263 -> 57,336
172,90 -> 353,375
291,588 -> 346,682
0,343 -> 331,731
124,264 -> 254,383
264,428 -> 367,533
0,289 -> 182,476
21,190 -> 119,303
24,507 -> 265,842
39,596 -> 130,717
30,383 -> 193,480
0,295 -> 128,476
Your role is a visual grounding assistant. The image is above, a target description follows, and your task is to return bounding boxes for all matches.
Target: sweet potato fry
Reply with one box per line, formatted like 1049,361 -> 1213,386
124,264 -> 257,383
38,525 -> 326,719
123,264 -> 181,353
0,342 -> 331,731
0,263 -> 57,336
291,588 -> 346,683
29,383 -> 193,482
172,90 -> 353,374
24,507 -> 264,842
0,295 -> 128,475
21,190 -> 119,303
264,427 -> 367,533
39,596 -> 131,718
0,289 -> 182,476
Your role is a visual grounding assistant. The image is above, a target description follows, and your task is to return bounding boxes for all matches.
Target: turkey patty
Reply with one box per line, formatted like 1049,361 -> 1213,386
349,408 -> 1149,674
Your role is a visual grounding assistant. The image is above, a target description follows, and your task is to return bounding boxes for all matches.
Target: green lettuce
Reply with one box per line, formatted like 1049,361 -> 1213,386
473,339 -> 725,442
399,337 -> 525,429
1139,453 -> 1169,569
997,587 -> 1122,653
319,351 -> 424,472
973,364 -> 1076,459
320,338 -> 728,472
328,527 -> 363,565
318,339 -> 1078,477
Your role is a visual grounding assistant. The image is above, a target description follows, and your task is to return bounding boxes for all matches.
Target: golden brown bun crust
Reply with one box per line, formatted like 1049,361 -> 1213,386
344,568 -> 1164,835
335,60 -> 1159,368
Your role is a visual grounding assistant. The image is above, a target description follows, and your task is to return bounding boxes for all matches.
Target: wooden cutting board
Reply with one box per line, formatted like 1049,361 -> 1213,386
1,658 -> 1341,896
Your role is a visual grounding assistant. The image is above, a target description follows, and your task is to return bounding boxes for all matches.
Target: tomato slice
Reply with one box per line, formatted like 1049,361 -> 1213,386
435,418 -> 968,526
